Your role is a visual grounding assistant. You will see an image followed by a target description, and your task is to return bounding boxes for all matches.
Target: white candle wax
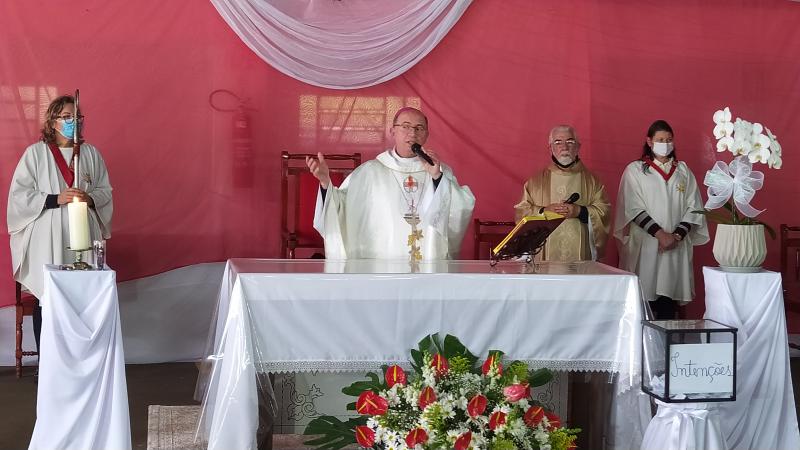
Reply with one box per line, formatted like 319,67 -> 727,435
67,197 -> 90,249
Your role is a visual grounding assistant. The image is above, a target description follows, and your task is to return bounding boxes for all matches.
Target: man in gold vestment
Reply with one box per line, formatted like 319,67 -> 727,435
514,125 -> 610,262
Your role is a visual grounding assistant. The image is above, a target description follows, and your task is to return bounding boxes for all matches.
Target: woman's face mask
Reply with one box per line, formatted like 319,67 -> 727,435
652,141 -> 674,157
57,118 -> 76,140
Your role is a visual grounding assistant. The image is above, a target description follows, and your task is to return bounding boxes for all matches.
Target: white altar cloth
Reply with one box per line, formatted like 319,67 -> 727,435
703,267 -> 800,450
198,259 -> 646,450
28,265 -> 131,450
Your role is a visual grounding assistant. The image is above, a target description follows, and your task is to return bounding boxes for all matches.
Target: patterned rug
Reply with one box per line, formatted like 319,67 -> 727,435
146,405 -> 356,450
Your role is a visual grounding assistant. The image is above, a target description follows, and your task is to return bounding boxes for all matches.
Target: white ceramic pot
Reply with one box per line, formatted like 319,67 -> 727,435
712,224 -> 766,270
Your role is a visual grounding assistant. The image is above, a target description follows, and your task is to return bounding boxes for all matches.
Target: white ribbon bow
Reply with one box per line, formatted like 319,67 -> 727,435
704,156 -> 764,218
654,403 -> 715,450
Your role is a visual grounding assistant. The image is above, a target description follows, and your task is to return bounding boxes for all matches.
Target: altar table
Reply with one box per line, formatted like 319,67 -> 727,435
197,259 -> 648,450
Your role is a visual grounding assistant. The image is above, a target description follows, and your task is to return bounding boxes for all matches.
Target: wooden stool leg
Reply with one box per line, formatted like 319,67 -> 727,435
15,306 -> 23,379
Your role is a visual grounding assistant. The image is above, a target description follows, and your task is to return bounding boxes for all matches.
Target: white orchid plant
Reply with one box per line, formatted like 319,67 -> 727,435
697,106 -> 782,238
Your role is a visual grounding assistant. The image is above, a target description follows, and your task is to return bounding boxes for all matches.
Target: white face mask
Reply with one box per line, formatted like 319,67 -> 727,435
652,142 -> 673,157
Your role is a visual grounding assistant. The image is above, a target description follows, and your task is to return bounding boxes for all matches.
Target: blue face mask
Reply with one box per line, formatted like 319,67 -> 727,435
57,119 -> 76,140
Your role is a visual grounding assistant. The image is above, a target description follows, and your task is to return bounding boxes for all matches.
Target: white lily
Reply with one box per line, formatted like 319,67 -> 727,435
713,106 -> 732,124
713,107 -> 734,138
747,145 -> 770,164
766,127 -> 782,169
716,136 -> 735,153
731,137 -> 752,156
732,118 -> 753,142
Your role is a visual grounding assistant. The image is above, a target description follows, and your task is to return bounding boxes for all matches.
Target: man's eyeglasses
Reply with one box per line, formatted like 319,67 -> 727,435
551,139 -> 577,148
55,114 -> 85,124
394,123 -> 427,134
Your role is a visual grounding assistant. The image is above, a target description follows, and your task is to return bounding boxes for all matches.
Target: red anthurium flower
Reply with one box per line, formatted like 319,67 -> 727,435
430,353 -> 449,377
356,391 -> 388,416
405,428 -> 429,447
524,406 -> 545,428
545,411 -> 562,430
467,393 -> 487,418
454,431 -> 472,450
355,425 -> 375,448
481,353 -> 503,376
488,411 -> 507,430
385,365 -> 407,388
418,386 -> 437,409
503,382 -> 531,403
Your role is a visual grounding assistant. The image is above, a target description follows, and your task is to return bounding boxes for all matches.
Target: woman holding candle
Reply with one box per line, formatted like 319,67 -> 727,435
6,94 -> 113,354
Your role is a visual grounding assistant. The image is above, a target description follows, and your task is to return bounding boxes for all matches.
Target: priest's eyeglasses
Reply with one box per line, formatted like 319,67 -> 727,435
394,123 -> 427,134
55,114 -> 85,124
551,139 -> 577,148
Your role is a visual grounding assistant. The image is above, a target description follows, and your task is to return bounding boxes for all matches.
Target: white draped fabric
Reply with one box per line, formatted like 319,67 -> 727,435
641,402 -> 727,450
209,0 -> 473,89
197,259 -> 648,450
28,266 -> 131,450
703,267 -> 800,450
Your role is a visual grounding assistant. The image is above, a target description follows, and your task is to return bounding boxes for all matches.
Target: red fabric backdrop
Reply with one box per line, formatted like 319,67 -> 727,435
1,1 -> 799,321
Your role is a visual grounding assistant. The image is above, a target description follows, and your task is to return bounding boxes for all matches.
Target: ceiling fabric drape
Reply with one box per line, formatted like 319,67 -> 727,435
209,0 -> 473,89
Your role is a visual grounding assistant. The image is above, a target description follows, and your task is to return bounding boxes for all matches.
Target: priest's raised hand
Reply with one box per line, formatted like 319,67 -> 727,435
306,152 -> 331,189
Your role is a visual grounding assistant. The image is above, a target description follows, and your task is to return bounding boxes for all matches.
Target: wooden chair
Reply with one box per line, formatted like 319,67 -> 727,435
15,281 -> 39,378
780,224 -> 800,347
473,218 -> 516,260
280,151 -> 361,259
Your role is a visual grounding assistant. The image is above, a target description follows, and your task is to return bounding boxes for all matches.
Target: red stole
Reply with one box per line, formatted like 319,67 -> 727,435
641,157 -> 677,182
46,142 -> 75,187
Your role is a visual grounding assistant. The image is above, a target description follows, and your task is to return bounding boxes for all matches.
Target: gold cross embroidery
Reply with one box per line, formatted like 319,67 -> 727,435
404,214 -> 423,262
676,183 -> 686,193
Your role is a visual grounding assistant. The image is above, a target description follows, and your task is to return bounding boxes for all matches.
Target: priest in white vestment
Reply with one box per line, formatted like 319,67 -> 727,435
7,95 -> 113,336
514,125 -> 611,262
307,107 -> 474,260
614,120 -> 708,319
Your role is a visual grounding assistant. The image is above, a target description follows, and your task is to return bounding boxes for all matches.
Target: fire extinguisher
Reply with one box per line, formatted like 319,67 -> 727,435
210,89 -> 253,188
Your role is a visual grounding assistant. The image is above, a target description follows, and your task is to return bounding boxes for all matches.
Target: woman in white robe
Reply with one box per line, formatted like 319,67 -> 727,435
614,120 -> 708,319
7,95 -> 113,350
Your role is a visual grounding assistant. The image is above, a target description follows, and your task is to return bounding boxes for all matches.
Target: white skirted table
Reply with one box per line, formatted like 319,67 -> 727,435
703,266 -> 800,450
28,265 -> 131,450
197,258 -> 651,450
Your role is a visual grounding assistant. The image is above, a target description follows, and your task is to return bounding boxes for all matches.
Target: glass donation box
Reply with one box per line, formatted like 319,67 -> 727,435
641,319 -> 737,403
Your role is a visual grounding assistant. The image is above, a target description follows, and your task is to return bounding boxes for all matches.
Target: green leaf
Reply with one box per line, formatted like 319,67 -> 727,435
443,335 -> 478,364
410,349 -> 424,374
430,332 -> 444,354
528,368 -> 553,387
417,334 -> 433,353
760,221 -> 777,240
692,209 -> 735,225
341,372 -> 383,397
303,416 -> 365,450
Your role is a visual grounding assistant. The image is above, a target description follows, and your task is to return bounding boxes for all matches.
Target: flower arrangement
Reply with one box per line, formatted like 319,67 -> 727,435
699,106 -> 782,236
304,334 -> 579,450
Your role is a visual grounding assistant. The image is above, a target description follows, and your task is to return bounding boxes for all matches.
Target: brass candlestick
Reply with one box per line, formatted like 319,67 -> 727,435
61,247 -> 92,270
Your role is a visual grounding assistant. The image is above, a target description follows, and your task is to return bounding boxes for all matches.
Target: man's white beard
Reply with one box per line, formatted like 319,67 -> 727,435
555,155 -> 575,166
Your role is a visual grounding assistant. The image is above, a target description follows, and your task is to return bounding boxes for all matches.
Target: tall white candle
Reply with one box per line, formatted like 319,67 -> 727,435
67,197 -> 90,250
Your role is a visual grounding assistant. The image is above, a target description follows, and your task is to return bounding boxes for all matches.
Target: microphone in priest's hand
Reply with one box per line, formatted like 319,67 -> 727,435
564,192 -> 580,204
411,143 -> 435,166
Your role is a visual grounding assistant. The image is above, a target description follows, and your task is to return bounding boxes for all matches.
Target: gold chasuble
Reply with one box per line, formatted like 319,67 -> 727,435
514,161 -> 610,262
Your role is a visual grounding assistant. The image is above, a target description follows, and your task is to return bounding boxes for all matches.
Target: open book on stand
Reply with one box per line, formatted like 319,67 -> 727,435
490,212 -> 565,264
